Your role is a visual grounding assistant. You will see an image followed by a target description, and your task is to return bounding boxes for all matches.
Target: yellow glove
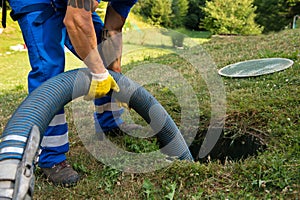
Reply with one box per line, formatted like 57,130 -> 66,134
84,70 -> 120,101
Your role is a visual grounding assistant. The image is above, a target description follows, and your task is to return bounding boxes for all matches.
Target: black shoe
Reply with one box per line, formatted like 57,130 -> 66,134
41,160 -> 79,187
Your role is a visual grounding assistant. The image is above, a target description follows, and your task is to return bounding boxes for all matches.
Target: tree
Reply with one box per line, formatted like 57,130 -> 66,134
132,0 -> 152,19
171,0 -> 189,28
185,0 -> 206,30
133,0 -> 172,27
254,0 -> 300,32
150,0 -> 172,26
202,0 -> 263,35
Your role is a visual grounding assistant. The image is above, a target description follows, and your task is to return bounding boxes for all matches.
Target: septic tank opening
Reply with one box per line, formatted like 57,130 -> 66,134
189,128 -> 267,163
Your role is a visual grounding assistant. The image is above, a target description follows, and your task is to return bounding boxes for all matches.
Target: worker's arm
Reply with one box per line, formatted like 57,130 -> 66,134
64,0 -> 104,73
100,3 -> 125,72
101,0 -> 137,72
64,0 -> 119,100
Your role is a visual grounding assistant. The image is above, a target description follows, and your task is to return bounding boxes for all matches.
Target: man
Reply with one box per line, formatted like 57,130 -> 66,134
6,0 -> 138,186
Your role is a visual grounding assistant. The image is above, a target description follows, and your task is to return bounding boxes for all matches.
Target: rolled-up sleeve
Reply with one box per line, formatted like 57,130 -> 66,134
110,0 -> 138,18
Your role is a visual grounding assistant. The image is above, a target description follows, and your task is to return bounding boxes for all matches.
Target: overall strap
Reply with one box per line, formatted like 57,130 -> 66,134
1,0 -> 6,28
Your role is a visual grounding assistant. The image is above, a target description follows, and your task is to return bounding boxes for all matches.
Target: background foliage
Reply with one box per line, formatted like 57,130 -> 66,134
133,0 -> 300,34
202,0 -> 262,35
185,0 -> 206,30
1,0 -> 300,34
254,0 -> 300,33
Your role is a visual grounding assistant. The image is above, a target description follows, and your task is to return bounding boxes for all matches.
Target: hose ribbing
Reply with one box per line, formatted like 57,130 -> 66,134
0,69 -> 193,162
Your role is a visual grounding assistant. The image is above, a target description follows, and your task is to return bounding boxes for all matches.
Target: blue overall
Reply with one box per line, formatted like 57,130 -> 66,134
8,0 -> 137,168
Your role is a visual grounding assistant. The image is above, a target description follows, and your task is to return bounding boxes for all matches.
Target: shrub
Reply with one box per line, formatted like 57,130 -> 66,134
202,0 -> 263,35
133,0 -> 172,27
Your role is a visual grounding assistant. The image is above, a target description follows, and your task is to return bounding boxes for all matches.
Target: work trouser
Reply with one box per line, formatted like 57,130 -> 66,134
16,7 -> 123,168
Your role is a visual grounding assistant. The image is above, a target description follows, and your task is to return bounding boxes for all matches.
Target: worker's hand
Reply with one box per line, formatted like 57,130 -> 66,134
84,70 -> 120,101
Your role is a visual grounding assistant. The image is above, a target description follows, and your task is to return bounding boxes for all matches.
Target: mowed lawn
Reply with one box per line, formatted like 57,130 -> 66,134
0,16 -> 299,199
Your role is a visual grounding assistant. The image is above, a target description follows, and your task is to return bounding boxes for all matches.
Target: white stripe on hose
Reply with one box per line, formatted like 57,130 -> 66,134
0,147 -> 24,154
49,114 -> 66,126
1,135 -> 27,142
40,132 -> 69,148
0,188 -> 14,199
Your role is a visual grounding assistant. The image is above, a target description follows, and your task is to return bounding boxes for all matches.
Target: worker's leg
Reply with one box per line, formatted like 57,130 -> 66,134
18,9 -> 78,185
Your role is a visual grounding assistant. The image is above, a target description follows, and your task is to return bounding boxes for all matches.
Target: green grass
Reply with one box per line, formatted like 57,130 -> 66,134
0,16 -> 299,199
175,27 -> 212,44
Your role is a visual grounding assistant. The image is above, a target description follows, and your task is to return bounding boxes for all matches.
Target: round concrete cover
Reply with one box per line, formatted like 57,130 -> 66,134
218,58 -> 294,77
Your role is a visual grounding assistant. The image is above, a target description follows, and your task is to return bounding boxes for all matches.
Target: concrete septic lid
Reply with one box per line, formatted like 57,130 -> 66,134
218,58 -> 294,78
